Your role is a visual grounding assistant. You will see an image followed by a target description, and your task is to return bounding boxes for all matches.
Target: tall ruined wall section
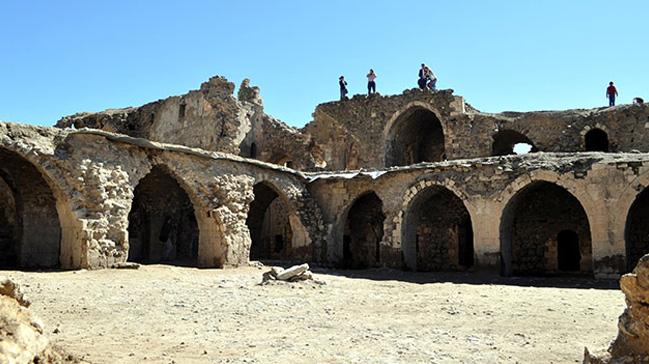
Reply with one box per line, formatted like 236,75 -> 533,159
236,81 -> 324,170
304,90 -> 466,170
304,89 -> 649,170
55,77 -> 322,169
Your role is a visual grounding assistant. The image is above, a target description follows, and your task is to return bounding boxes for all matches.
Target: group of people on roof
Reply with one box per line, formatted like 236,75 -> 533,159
337,69 -> 642,108
338,64 -> 439,100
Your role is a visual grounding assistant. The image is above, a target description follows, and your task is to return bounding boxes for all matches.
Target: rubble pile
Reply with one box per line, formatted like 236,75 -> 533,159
261,263 -> 322,285
584,254 -> 649,364
0,277 -> 77,364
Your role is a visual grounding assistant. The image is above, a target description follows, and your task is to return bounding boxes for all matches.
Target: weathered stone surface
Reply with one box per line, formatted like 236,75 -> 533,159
276,263 -> 310,280
584,254 -> 649,363
0,278 -> 75,364
0,277 -> 30,307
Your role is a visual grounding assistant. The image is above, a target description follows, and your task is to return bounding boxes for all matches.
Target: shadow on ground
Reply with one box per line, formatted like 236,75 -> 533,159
308,266 -> 619,290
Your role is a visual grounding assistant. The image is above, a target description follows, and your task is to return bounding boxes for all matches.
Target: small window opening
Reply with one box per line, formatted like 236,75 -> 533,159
513,143 -> 533,155
178,103 -> 187,119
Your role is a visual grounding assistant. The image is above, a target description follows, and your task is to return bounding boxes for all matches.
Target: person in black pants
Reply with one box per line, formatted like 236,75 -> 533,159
339,76 -> 348,100
367,69 -> 377,96
418,64 -> 427,90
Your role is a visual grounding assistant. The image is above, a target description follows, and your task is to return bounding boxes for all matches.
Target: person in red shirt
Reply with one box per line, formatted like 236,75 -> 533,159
606,82 -> 618,107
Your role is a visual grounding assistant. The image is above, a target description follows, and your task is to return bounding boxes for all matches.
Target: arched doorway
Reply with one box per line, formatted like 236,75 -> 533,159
492,130 -> 538,156
246,182 -> 293,261
342,192 -> 385,268
0,148 -> 61,268
584,128 -> 609,152
625,187 -> 649,271
385,107 -> 445,167
128,166 -> 199,265
402,185 -> 474,271
500,181 -> 592,276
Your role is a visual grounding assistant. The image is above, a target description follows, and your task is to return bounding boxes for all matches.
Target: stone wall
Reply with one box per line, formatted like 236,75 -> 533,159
54,75 -> 649,173
7,70 -> 649,283
305,89 -> 649,170
56,77 -> 324,170
306,152 -> 649,278
0,122 -> 325,270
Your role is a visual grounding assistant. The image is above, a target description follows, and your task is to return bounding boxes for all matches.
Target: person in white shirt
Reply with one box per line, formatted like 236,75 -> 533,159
366,69 -> 377,96
425,66 -> 437,91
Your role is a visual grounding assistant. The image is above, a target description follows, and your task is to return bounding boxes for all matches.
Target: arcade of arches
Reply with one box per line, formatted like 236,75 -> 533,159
385,107 -> 445,167
0,148 -> 61,268
500,181 -> 592,276
342,192 -> 385,269
402,186 -> 474,271
127,166 -> 199,265
246,183 -> 293,261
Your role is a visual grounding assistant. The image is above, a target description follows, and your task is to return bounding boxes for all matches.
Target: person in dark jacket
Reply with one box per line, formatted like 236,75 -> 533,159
339,76 -> 348,100
418,64 -> 427,90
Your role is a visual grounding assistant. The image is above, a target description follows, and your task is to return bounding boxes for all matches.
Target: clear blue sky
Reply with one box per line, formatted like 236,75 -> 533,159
1,1 -> 647,127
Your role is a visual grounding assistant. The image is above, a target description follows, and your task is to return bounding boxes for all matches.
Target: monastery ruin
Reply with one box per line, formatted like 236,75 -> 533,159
3,75 -> 649,278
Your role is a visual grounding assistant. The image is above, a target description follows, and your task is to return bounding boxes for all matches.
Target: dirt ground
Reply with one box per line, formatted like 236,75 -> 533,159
5,265 -> 623,364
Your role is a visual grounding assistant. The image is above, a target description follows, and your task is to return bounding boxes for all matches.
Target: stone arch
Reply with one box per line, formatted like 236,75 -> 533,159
401,182 -> 474,271
384,102 -> 446,167
0,147 -> 67,268
127,165 -> 200,265
625,186 -> 649,271
584,128 -> 610,152
492,130 -> 538,156
499,180 -> 593,276
338,191 -> 386,269
246,181 -> 309,261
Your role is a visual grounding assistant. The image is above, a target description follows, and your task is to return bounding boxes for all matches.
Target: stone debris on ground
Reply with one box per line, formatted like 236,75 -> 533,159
260,263 -> 324,285
584,254 -> 649,364
0,277 -> 79,364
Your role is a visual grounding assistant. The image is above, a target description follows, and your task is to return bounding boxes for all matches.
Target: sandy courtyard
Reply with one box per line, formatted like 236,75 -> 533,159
5,265 -> 623,364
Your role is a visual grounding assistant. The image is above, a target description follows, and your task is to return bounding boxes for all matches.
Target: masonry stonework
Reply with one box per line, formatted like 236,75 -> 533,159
0,75 -> 647,279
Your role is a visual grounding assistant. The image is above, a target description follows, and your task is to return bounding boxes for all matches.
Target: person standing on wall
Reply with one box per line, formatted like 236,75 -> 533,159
339,76 -> 348,100
606,82 -> 618,107
367,69 -> 377,96
418,64 -> 427,90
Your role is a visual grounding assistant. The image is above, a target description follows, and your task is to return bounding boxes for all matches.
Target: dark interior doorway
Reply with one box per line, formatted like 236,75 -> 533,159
557,230 -> 581,271
584,129 -> 609,152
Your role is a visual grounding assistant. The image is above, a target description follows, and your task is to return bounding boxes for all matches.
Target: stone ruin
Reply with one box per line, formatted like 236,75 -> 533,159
584,253 -> 649,363
0,75 -> 648,279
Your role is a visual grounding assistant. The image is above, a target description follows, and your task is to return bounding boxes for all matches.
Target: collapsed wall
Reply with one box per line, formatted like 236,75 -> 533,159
56,77 -> 324,170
